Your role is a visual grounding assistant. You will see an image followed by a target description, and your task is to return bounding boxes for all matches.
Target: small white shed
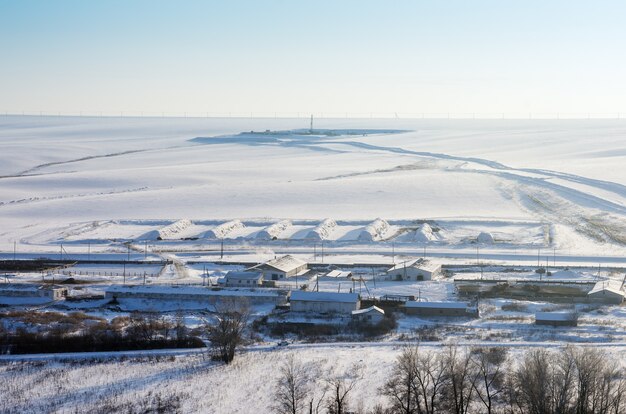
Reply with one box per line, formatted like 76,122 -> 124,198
249,255 -> 308,280
588,280 -> 625,304
352,306 -> 385,324
386,259 -> 441,281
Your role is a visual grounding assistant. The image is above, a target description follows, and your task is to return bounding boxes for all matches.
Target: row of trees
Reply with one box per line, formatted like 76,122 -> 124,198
0,311 -> 203,354
273,345 -> 626,414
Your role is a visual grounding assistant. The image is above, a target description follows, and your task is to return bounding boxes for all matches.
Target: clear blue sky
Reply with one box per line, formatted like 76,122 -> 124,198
1,0 -> 625,115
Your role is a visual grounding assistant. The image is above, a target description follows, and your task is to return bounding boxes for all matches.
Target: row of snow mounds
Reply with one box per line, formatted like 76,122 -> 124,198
156,219 -> 192,240
358,218 -> 390,241
306,218 -> 337,240
204,220 -> 245,239
414,223 -> 436,242
476,231 -> 495,244
256,220 -> 292,240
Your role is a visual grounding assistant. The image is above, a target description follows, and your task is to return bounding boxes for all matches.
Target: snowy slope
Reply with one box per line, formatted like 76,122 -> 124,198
2,116 -> 626,257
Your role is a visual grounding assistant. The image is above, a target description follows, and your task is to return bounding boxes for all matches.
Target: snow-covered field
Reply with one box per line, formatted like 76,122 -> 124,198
2,116 -> 626,412
3,116 -> 626,262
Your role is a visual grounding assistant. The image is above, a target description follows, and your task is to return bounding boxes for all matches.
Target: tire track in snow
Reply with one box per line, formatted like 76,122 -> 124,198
311,140 -> 626,245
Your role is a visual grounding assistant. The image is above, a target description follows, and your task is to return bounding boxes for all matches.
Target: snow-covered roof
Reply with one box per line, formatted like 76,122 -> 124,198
326,270 -> 353,278
259,255 -> 307,272
588,280 -> 625,297
352,305 -> 384,315
387,259 -> 441,273
105,285 -> 281,297
404,301 -> 470,309
535,311 -> 577,321
290,290 -> 359,303
0,284 -> 65,292
225,271 -> 263,281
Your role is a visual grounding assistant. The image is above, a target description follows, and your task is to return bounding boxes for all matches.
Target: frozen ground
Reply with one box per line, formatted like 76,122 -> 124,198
1,343 -> 625,414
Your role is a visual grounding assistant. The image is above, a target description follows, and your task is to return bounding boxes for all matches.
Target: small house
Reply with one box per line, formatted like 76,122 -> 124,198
248,255 -> 308,280
403,301 -> 478,317
386,259 -> 441,281
223,271 -> 264,287
290,291 -> 360,314
535,311 -> 578,327
587,280 -> 625,304
352,306 -> 385,324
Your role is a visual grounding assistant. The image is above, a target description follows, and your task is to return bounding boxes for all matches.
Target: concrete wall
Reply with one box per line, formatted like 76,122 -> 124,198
291,300 -> 359,314
224,279 -> 263,288
105,290 -> 287,305
404,307 -> 475,317
588,291 -> 624,304
536,319 -> 578,327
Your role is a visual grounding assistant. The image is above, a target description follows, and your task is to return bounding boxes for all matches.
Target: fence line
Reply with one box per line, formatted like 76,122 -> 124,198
1,111 -> 625,120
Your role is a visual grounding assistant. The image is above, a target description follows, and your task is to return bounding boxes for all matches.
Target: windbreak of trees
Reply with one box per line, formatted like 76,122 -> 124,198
0,312 -> 204,354
274,345 -> 626,414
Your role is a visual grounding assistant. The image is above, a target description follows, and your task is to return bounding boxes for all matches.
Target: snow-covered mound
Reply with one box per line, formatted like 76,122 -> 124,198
477,231 -> 495,244
156,219 -> 192,240
256,220 -> 292,240
550,269 -> 581,279
204,220 -> 245,239
306,218 -> 337,240
414,223 -> 436,242
358,218 -> 389,241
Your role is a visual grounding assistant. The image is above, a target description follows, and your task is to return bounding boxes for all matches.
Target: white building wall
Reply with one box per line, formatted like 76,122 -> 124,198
291,300 -> 358,314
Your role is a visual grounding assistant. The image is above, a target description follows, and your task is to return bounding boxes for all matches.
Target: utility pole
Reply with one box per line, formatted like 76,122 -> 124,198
145,240 -> 148,259
476,245 -> 479,266
127,242 -> 131,261
123,262 -> 126,284
220,238 -> 224,259
60,244 -> 63,261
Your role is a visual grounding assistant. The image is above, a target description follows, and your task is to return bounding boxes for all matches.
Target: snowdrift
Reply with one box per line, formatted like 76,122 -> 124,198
306,219 -> 337,240
156,219 -> 192,240
204,220 -> 245,239
477,231 -> 495,244
358,218 -> 389,241
256,220 -> 291,240
414,223 -> 436,242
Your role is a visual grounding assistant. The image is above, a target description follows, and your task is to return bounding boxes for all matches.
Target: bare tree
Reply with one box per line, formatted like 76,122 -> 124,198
274,354 -> 311,414
513,349 -> 552,414
442,345 -> 478,414
381,345 -> 419,414
413,348 -> 448,414
325,363 -> 363,414
206,298 -> 250,364
566,346 -> 626,414
470,347 -> 508,414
